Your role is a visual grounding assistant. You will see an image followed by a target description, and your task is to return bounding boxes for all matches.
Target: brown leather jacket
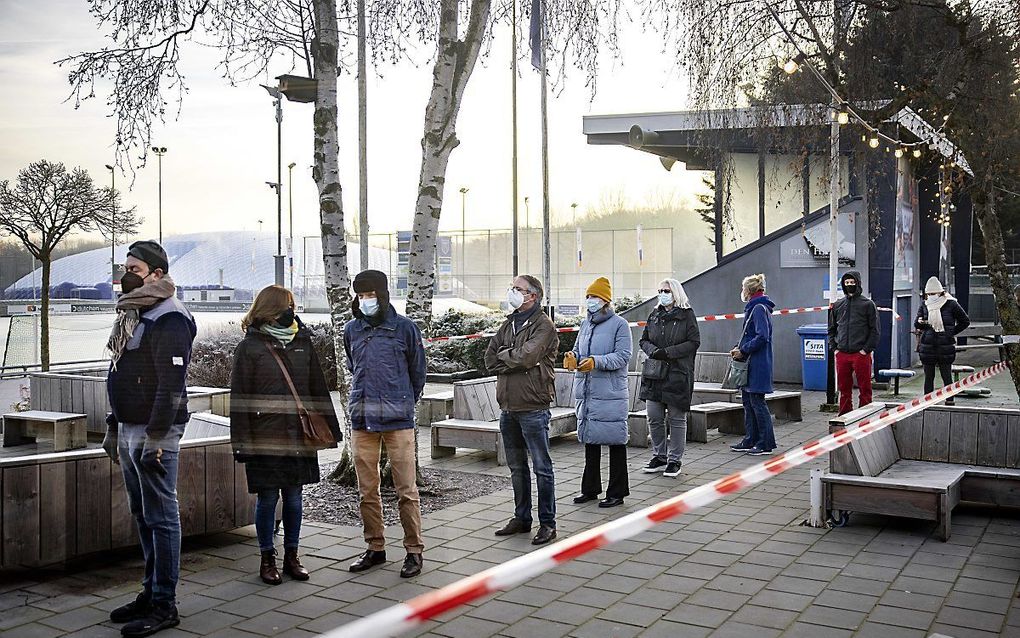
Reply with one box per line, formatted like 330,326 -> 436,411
483,308 -> 559,412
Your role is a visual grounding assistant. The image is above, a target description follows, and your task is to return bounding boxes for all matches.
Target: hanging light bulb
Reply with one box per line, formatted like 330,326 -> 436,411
868,135 -> 880,149
783,53 -> 806,74
894,148 -> 903,158
837,110 -> 850,125
912,148 -> 922,158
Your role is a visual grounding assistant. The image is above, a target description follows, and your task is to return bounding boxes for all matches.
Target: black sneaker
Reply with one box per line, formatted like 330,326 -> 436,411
110,592 -> 152,624
120,601 -> 179,637
662,462 -> 682,477
642,457 -> 668,473
747,447 -> 773,456
730,442 -> 755,452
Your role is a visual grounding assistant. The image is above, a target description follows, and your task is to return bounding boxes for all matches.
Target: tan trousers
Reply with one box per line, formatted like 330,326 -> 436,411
352,428 -> 424,554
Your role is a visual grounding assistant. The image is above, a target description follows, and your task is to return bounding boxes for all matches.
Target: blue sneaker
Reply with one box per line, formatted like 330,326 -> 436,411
730,442 -> 754,452
747,447 -> 773,456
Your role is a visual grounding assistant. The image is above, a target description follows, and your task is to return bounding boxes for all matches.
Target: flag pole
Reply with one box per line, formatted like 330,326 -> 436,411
511,0 -> 520,277
539,1 -> 551,314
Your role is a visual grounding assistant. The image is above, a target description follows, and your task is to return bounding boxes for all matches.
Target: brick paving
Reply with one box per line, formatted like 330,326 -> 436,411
3,388 -> 1020,638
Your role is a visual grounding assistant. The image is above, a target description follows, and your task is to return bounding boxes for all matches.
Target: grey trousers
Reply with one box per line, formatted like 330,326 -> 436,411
645,400 -> 687,463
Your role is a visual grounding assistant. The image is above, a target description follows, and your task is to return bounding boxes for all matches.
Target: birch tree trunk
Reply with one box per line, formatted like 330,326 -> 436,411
404,0 -> 492,330
973,173 -> 1020,396
40,254 -> 51,371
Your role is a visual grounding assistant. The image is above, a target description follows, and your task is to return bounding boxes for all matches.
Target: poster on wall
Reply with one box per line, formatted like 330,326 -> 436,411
894,157 -> 918,288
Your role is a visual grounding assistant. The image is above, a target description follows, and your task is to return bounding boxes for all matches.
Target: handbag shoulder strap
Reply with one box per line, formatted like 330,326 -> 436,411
264,341 -> 307,412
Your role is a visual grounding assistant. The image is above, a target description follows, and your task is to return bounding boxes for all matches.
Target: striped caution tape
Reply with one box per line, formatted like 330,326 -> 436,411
425,305 -> 901,343
320,361 -> 1009,638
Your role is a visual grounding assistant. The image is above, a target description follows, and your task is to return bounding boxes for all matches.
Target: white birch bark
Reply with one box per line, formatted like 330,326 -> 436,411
404,0 -> 492,329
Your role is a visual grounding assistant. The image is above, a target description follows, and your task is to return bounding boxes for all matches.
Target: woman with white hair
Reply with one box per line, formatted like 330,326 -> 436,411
916,276 -> 970,404
638,278 -> 701,477
729,273 -> 777,456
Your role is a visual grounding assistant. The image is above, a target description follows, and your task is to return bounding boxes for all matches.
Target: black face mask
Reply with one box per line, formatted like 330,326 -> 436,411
120,271 -> 146,294
276,308 -> 295,328
843,284 -> 858,295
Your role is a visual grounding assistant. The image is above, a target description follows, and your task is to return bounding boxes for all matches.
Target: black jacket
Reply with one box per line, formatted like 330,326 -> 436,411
230,323 -> 341,492
915,299 -> 970,364
638,306 -> 701,411
828,270 -> 880,354
107,297 -> 197,439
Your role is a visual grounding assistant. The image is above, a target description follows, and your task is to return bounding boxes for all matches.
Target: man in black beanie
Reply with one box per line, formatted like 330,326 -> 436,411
344,270 -> 428,578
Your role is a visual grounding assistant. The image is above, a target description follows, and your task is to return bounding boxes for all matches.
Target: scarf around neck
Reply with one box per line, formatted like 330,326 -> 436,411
261,321 -> 299,345
107,275 -> 177,367
925,293 -> 954,333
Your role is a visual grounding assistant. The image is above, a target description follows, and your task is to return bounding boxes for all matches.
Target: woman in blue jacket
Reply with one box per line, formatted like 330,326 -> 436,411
729,273 -> 777,456
565,277 -> 633,508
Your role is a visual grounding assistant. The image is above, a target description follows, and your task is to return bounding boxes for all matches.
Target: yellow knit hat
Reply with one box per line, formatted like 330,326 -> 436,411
585,276 -> 613,303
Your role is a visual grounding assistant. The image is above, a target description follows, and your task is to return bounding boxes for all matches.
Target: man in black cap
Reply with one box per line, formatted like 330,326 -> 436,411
344,270 -> 428,578
104,240 -> 197,637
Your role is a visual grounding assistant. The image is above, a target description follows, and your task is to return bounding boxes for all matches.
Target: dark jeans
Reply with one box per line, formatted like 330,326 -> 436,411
581,444 -> 629,499
923,361 -> 954,393
499,409 -> 556,528
738,392 -> 776,451
118,422 -> 185,605
256,486 -> 303,551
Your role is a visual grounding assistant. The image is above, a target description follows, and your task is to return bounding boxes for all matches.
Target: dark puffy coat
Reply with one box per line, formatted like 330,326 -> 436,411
107,296 -> 196,439
230,323 -> 341,493
638,306 -> 701,410
915,299 -> 970,364
344,306 -> 427,432
827,270 -> 880,354
738,295 -> 775,394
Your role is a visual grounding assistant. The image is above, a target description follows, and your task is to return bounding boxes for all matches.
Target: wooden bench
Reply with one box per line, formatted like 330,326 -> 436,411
951,364 -> 975,383
822,403 -> 1020,540
878,369 -> 916,395
2,411 -> 88,451
416,390 -> 455,427
187,387 -> 231,417
430,373 -> 578,465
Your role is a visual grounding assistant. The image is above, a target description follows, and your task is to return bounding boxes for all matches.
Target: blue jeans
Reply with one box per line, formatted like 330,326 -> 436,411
499,410 -> 556,528
256,487 -> 303,551
118,422 -> 185,605
739,392 -> 776,451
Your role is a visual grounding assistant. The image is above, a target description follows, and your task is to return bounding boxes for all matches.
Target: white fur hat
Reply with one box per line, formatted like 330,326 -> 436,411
924,276 -> 945,295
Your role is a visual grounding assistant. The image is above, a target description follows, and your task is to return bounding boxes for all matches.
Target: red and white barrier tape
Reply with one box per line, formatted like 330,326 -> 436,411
321,362 -> 1009,638
425,305 -> 901,343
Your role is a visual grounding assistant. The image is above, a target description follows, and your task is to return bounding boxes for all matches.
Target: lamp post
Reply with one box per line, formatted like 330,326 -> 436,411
288,162 -> 296,291
150,147 -> 167,243
571,202 -> 578,299
524,196 -> 530,274
459,187 -> 469,298
261,85 -> 285,287
105,164 -> 116,300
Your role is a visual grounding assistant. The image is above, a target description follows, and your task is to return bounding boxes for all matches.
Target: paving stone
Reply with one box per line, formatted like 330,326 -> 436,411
661,603 -> 731,629
179,609 -> 246,634
730,604 -> 797,630
585,574 -> 647,595
952,577 -> 1017,598
900,562 -> 960,582
684,590 -> 750,613
704,574 -> 768,597
637,620 -> 712,638
748,589 -> 814,613
765,576 -> 825,597
232,610 -> 308,636
36,606 -> 110,633
571,617 -> 643,638
877,589 -> 944,613
0,605 -> 52,631
558,587 -> 626,609
598,602 -> 664,628
927,624 -> 1002,638
853,622 -> 926,638
935,606 -> 1005,633
502,616 -> 573,638
217,593 -> 287,618
889,576 -> 953,598
0,622 -> 66,638
620,589 -> 684,612
432,615 -> 508,638
705,621 -> 781,638
796,605 -> 866,631
813,589 -> 877,613
465,600 -> 535,625
867,605 -> 936,630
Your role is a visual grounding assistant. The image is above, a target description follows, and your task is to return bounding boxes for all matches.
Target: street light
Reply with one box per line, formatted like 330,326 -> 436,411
288,162 -> 296,291
524,196 -> 530,273
105,164 -> 116,300
459,187 -> 469,298
150,147 -> 167,243
260,85 -> 285,287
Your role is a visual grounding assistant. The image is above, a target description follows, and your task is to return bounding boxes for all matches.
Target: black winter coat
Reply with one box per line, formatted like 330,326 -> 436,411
638,306 -> 701,410
915,299 -> 970,364
230,324 -> 342,493
827,271 -> 880,354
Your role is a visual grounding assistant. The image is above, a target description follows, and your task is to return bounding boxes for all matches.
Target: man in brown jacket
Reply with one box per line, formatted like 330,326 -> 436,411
484,275 -> 560,545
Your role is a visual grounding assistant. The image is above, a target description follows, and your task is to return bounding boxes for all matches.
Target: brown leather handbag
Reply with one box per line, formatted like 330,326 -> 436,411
265,343 -> 336,449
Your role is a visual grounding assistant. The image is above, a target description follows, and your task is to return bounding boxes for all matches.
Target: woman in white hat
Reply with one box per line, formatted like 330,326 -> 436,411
915,276 -> 970,404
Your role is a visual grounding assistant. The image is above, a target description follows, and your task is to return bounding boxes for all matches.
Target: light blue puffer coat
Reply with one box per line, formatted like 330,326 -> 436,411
572,307 -> 633,446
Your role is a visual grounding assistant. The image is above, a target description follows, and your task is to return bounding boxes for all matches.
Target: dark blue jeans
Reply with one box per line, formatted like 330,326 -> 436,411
256,487 -> 303,551
118,422 -> 185,605
739,391 -> 776,451
499,409 -> 556,528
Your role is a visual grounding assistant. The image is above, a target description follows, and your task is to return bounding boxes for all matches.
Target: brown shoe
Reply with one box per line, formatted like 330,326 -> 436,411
260,549 -> 282,585
283,547 -> 310,581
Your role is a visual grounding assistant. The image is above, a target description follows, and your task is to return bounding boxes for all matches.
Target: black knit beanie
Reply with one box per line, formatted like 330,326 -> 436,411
352,269 -> 390,317
127,240 -> 170,274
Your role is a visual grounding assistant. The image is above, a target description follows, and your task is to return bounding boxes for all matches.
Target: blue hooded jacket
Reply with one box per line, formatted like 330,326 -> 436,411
738,294 -> 775,394
572,307 -> 633,446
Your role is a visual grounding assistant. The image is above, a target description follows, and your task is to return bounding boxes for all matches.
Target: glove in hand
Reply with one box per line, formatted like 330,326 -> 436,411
563,352 -> 577,371
578,357 -> 595,373
651,348 -> 668,360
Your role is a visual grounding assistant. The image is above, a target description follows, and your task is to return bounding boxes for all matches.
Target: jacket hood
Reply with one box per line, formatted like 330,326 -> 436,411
744,294 -> 775,312
841,270 -> 863,295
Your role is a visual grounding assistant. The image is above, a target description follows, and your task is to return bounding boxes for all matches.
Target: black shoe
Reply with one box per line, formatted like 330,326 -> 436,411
572,493 -> 598,504
642,457 -> 668,473
349,549 -> 386,573
120,601 -> 179,637
400,553 -> 423,578
598,497 -> 625,508
663,461 -> 682,478
730,442 -> 754,452
110,591 -> 152,624
495,519 -> 532,536
531,525 -> 557,545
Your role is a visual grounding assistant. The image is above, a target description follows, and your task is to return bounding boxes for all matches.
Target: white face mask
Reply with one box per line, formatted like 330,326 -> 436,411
360,297 -> 380,316
507,288 -> 525,310
586,298 -> 605,314
658,292 -> 673,306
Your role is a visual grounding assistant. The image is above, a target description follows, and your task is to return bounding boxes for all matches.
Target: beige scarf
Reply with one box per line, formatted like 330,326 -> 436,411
107,275 -> 177,367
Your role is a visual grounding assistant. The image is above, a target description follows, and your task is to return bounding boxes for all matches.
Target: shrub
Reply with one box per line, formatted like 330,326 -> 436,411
425,310 -> 504,374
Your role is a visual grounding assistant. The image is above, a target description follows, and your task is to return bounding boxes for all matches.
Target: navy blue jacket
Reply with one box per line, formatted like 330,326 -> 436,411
343,305 -> 427,432
107,297 -> 197,439
737,295 -> 775,394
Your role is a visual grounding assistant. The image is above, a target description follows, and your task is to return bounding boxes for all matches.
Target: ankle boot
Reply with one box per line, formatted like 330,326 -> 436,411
283,547 -> 310,581
260,549 -> 282,585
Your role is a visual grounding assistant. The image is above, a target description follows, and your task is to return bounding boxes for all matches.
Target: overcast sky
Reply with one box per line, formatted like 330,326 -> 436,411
0,0 -> 708,241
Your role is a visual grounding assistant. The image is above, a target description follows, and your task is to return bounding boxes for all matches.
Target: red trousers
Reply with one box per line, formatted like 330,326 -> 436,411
835,351 -> 873,416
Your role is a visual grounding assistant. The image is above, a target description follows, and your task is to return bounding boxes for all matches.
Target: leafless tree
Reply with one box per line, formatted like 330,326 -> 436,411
0,160 -> 141,370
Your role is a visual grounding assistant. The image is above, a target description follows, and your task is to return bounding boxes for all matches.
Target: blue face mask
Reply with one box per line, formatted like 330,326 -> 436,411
586,298 -> 605,314
658,292 -> 673,306
360,297 -> 380,317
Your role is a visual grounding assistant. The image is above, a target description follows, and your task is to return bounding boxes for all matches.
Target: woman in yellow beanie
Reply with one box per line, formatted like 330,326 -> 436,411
563,276 -> 633,508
